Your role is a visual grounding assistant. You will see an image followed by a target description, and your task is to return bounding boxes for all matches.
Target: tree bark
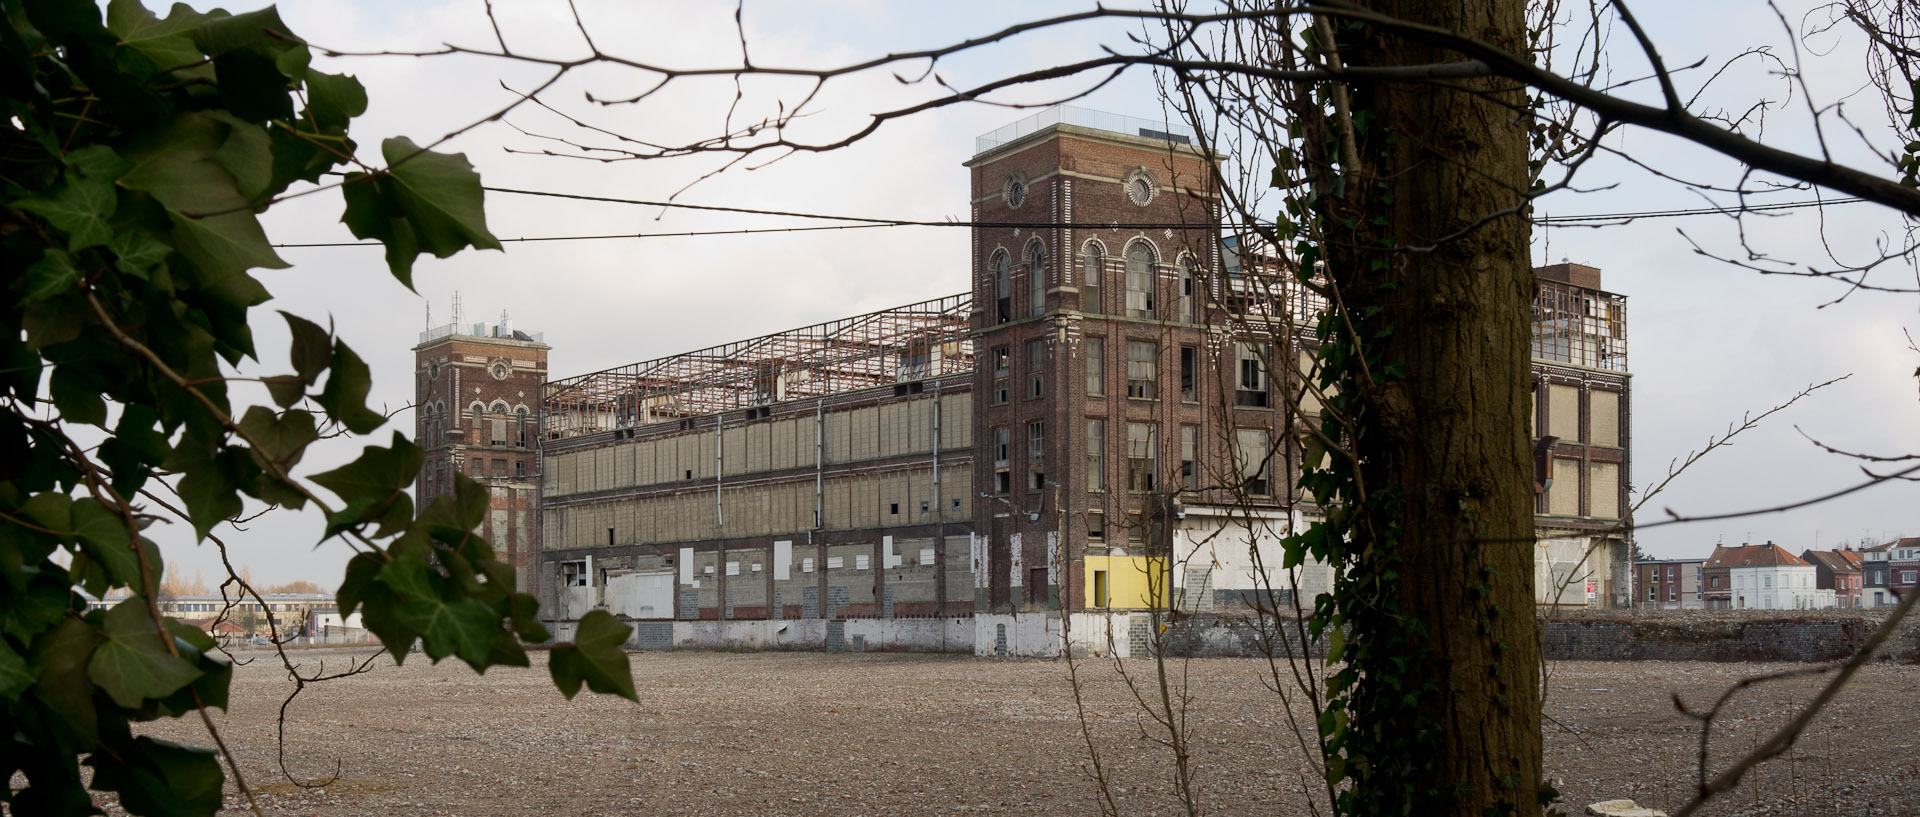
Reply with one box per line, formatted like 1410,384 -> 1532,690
1336,0 -> 1544,813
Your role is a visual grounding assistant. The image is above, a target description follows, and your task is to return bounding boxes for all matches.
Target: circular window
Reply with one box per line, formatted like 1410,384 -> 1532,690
490,361 -> 511,381
428,361 -> 440,380
1126,172 -> 1157,206
1004,175 -> 1027,208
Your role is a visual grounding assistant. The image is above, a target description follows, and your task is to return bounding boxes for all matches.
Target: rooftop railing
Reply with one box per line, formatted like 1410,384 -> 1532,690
975,105 -> 1196,153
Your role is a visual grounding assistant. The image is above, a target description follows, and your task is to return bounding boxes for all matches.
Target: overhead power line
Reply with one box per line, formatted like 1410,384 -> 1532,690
267,186 -> 1874,249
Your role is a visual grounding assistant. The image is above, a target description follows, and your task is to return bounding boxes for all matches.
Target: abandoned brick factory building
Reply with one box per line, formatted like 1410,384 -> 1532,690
413,107 -> 1633,654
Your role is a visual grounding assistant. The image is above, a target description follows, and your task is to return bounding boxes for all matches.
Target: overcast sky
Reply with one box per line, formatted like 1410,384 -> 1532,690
146,0 -> 1917,586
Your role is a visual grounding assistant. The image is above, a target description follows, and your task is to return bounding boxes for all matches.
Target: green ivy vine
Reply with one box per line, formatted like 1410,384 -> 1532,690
1280,18 -> 1447,817
0,2 -> 635,814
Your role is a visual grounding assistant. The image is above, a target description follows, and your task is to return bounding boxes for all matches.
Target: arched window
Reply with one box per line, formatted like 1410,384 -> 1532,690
515,406 -> 530,447
1026,241 -> 1047,317
991,251 -> 1012,324
1125,241 -> 1157,319
1082,242 -> 1105,314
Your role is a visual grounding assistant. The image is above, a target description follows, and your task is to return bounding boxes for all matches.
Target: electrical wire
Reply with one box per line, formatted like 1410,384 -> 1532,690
266,186 -> 1875,249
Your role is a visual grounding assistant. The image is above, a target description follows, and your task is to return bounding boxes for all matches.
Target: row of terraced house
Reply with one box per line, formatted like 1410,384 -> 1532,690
1634,538 -> 1916,610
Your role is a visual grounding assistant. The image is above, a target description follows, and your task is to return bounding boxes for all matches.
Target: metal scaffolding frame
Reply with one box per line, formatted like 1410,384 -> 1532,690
544,293 -> 973,439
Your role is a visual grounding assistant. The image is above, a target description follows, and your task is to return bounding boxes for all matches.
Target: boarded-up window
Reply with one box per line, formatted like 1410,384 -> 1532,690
1550,458 -> 1581,516
1589,462 -> 1620,519
1590,390 -> 1620,448
1548,384 -> 1580,441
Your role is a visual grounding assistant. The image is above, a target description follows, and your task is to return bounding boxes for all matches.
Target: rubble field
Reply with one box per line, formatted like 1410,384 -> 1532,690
121,648 -> 1917,817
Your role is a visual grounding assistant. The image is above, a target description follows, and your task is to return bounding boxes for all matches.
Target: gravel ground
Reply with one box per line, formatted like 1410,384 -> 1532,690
114,648 -> 1918,816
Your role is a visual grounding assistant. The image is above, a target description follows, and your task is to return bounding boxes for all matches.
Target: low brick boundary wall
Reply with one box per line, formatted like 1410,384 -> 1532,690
1541,618 -> 1871,662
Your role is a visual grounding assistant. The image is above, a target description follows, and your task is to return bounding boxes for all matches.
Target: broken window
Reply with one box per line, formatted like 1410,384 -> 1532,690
1180,425 -> 1198,492
992,346 -> 1010,405
1083,244 -> 1104,313
560,560 -> 589,587
1126,341 -> 1158,400
993,426 -> 1010,468
993,252 -> 1012,324
1028,242 -> 1047,317
1027,421 -> 1044,462
1127,422 -> 1158,492
1179,345 -> 1197,401
1177,256 -> 1197,322
1237,342 -> 1271,407
1125,242 -> 1156,318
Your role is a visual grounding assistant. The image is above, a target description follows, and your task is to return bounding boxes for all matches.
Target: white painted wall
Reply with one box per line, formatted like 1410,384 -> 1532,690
605,571 -> 675,619
1729,564 -> 1829,609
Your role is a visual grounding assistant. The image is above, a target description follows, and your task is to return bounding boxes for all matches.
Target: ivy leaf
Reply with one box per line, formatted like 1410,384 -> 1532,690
105,0 -> 218,79
71,498 -> 150,589
88,597 -> 202,709
314,338 -> 385,434
14,174 -> 119,252
304,70 -> 367,133
31,616 -> 104,745
509,593 -> 550,643
85,735 -> 223,817
0,571 -> 73,643
416,472 -> 487,538
340,137 -> 500,288
376,555 -> 496,669
20,248 -> 80,303
548,610 -> 635,701
0,638 -> 34,701
310,431 -> 421,514
280,310 -> 332,383
49,365 -> 107,426
237,406 -> 316,473
119,112 -> 289,291
191,7 -> 303,122
172,446 -> 244,541
108,230 -> 173,280
334,551 -> 385,618
258,374 -> 303,408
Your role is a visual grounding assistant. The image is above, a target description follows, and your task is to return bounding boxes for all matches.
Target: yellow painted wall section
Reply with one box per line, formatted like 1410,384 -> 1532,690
1083,555 -> 1170,609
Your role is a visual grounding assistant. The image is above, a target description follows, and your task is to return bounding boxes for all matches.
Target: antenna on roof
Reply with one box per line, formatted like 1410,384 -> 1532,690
452,292 -> 464,333
425,300 -> 431,331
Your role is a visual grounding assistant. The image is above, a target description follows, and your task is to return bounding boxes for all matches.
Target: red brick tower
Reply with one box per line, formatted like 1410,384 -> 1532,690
414,304 -> 549,591
965,109 -> 1225,614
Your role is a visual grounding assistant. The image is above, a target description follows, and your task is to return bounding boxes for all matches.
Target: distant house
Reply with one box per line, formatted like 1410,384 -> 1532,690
1703,542 -> 1830,610
1801,549 -> 1865,608
1891,538 -> 1920,602
1861,540 -> 1895,607
1700,547 -> 1734,610
1634,558 -> 1704,610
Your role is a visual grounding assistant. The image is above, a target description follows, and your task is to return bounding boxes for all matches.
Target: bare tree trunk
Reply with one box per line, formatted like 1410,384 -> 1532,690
1328,0 -> 1544,813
